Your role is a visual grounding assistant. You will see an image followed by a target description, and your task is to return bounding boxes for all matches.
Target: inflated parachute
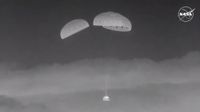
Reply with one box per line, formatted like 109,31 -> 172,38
60,19 -> 89,39
93,11 -> 132,32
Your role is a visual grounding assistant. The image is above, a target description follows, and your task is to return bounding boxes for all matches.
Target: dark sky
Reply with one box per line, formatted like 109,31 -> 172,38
0,0 -> 200,66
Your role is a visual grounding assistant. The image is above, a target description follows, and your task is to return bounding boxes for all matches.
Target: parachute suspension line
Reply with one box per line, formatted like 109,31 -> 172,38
104,32 -> 112,97
103,74 -> 110,101
104,74 -> 110,96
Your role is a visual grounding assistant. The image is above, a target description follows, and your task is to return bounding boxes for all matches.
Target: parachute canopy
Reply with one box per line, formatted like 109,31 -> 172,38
60,19 -> 89,39
93,11 -> 132,32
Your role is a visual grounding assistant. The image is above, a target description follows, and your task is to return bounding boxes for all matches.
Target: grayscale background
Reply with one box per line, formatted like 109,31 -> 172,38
0,0 -> 200,112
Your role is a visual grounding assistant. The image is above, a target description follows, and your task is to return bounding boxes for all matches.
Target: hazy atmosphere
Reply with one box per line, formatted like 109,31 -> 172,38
0,0 -> 200,112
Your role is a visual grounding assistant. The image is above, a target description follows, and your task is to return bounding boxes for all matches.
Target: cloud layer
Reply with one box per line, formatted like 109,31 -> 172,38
0,51 -> 200,112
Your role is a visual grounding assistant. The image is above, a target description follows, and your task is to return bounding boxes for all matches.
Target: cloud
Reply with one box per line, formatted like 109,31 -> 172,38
0,51 -> 200,111
0,95 -> 47,112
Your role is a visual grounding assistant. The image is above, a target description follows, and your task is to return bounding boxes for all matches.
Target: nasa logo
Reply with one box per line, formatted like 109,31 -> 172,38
178,6 -> 195,22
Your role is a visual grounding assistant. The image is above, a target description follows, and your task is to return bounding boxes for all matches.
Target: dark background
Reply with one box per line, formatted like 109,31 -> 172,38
0,0 -> 199,67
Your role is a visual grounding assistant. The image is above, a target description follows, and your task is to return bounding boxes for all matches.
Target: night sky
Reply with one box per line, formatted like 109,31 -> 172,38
1,0 -> 200,112
0,0 -> 199,66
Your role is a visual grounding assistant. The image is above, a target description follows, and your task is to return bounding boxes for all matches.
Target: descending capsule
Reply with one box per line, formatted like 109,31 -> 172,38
103,95 -> 110,101
60,19 -> 89,39
93,11 -> 132,32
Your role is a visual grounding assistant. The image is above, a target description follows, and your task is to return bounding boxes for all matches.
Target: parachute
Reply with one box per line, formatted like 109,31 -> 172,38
60,19 -> 89,39
93,11 -> 132,32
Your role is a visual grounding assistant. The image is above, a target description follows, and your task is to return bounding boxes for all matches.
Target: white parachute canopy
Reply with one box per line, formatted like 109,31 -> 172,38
60,19 -> 89,39
93,11 -> 132,32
